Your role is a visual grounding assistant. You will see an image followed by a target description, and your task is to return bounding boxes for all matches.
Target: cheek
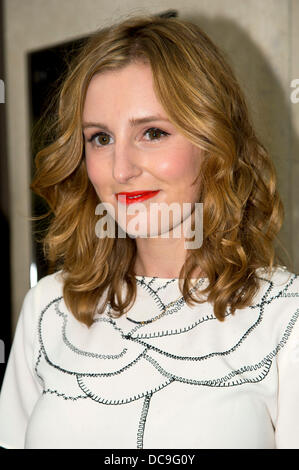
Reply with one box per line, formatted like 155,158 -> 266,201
85,156 -> 103,188
158,145 -> 200,181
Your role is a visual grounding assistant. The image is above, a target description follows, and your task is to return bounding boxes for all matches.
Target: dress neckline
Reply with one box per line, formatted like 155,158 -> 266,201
134,266 -> 289,282
135,275 -> 207,281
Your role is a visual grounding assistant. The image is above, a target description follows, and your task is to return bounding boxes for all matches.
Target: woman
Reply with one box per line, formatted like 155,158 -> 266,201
0,14 -> 298,449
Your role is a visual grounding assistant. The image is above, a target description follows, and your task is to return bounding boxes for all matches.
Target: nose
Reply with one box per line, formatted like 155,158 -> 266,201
112,139 -> 142,183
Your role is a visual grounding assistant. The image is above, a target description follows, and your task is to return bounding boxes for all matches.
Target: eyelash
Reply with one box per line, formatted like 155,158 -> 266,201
87,127 -> 170,147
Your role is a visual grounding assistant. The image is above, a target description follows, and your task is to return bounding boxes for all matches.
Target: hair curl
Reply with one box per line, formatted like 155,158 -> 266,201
31,14 -> 288,327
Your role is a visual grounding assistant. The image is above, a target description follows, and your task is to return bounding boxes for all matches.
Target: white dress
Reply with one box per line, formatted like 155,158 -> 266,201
0,266 -> 298,449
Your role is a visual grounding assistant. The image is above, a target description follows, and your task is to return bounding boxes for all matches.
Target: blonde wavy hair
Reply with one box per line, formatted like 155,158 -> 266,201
31,14 -> 288,327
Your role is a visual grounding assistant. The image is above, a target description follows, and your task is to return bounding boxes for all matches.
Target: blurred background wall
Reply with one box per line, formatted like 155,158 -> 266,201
0,0 -> 11,386
1,0 -> 299,349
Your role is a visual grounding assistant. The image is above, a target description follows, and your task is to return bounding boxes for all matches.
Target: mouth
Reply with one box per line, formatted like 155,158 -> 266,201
115,190 -> 161,205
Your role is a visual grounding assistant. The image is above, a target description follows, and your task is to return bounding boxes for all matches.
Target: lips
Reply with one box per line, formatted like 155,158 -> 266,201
115,190 -> 160,205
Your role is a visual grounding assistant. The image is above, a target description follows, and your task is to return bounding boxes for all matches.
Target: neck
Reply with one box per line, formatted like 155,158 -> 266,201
134,237 -> 186,278
133,205 -> 203,279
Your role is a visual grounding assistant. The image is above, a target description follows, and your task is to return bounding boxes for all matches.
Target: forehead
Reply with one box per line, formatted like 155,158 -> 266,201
83,62 -> 166,119
86,63 -> 154,96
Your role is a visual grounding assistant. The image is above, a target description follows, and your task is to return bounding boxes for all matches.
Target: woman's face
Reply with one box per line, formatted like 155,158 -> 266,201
82,62 -> 203,238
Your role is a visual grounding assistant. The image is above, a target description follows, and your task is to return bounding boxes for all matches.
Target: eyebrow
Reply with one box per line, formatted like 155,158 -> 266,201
82,115 -> 170,132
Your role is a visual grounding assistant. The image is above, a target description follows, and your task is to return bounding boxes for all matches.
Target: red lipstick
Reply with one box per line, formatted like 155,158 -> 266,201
115,190 -> 160,205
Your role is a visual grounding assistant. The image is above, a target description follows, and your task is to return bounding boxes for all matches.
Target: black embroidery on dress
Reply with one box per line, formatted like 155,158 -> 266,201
137,276 -> 157,289
34,349 -> 45,389
33,272 -> 299,449
54,298 -> 128,359
143,351 -> 273,386
137,392 -> 153,449
38,335 -> 146,378
122,300 -> 265,362
42,388 -> 89,401
142,308 -> 299,386
252,273 -> 298,308
135,278 -> 168,311
123,279 -> 296,362
37,296 -> 138,376
131,314 -> 217,339
76,374 -> 174,405
136,276 -> 177,292
155,278 -> 178,292
122,278 -> 207,334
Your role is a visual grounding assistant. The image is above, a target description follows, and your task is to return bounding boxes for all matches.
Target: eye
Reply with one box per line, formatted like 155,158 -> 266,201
143,127 -> 170,141
86,127 -> 170,148
87,132 -> 114,147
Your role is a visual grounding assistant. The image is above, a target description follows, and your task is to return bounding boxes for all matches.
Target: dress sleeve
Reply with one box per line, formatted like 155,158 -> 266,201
275,314 -> 299,449
0,285 -> 43,449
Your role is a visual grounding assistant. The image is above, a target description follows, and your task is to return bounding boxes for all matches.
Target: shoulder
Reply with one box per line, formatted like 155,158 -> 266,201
20,270 -> 65,324
255,265 -> 299,303
30,270 -> 64,301
253,266 -> 299,352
